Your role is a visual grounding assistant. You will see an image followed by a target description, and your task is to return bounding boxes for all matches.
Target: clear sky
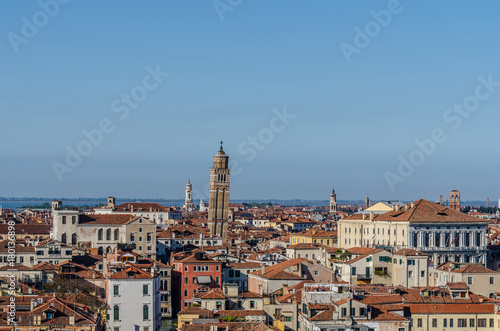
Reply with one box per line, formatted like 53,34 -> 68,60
1,1 -> 499,202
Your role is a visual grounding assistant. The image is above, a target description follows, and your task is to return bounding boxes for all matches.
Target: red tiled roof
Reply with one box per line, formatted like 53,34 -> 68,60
109,265 -> 154,279
200,290 -> 225,300
394,248 -> 428,257
376,199 -> 487,224
79,214 -> 137,225
178,307 -> 214,317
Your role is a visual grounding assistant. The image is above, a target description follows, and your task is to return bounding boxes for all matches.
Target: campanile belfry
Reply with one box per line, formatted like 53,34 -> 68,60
208,141 -> 231,243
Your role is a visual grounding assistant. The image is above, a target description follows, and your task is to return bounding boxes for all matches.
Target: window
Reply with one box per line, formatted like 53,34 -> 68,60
408,259 -> 415,265
184,277 -> 188,284
469,319 -> 474,327
143,284 -> 149,295
139,227 -> 143,233
113,285 -> 119,296
443,319 -> 447,327
359,308 -> 366,316
467,277 -> 473,285
114,229 -> 119,241
341,308 -> 347,316
62,216 -> 66,224
408,271 -> 413,278
216,277 -> 220,283
147,233 -> 152,243
106,229 -> 111,241
417,318 -> 422,327
235,270 -> 240,277
284,316 -> 292,322
432,318 -> 437,327
458,319 -> 466,327
314,271 -> 319,276
477,319 -> 486,327
421,271 -> 425,277
490,319 -> 494,327
61,233 -> 67,244
250,301 -> 255,309
185,266 -> 188,272
450,318 -> 453,327
184,290 -> 188,297
113,305 -> 119,321
229,270 -> 234,277
490,277 -> 495,285
143,305 -> 149,320
130,233 -> 135,242
72,216 -> 76,224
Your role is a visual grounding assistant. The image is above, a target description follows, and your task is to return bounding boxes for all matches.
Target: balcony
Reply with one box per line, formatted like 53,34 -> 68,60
357,274 -> 372,281
374,270 -> 389,276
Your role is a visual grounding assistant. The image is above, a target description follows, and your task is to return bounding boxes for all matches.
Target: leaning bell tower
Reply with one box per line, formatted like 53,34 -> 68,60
208,141 -> 231,243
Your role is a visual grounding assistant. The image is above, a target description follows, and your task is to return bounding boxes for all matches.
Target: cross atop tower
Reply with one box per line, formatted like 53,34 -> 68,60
220,140 -> 224,151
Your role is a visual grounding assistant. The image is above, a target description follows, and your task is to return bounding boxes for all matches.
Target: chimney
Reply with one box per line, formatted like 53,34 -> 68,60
395,205 -> 400,211
150,207 -> 153,212
411,202 -> 415,208
103,256 -> 107,278
362,214 -> 366,220
261,265 -> 265,274
131,204 -> 134,212
69,315 -> 75,325
369,212 -> 374,221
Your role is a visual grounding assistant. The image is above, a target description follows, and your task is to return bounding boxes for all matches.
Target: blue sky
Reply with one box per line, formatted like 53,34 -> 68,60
1,1 -> 499,201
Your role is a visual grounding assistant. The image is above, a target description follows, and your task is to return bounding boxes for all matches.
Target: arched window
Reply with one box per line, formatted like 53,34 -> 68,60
106,246 -> 112,253
61,233 -> 67,244
106,229 -> 111,241
71,233 -> 77,245
114,229 -> 119,241
98,229 -> 103,241
114,305 -> 119,321
143,305 -> 149,320
98,247 -> 103,255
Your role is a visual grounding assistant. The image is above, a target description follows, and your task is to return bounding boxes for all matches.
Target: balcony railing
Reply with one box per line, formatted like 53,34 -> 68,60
357,274 -> 372,280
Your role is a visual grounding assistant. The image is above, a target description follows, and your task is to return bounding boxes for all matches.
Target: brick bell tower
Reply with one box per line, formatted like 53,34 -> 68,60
450,189 -> 461,211
208,141 -> 231,243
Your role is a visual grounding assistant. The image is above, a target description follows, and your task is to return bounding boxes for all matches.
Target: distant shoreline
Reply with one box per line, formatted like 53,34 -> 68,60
0,198 -> 493,210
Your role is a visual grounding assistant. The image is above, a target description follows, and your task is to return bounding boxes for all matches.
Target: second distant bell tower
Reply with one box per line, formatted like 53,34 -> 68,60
208,141 -> 231,243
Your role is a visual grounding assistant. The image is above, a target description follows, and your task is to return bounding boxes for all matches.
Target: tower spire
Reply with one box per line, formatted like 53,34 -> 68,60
220,140 -> 224,151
